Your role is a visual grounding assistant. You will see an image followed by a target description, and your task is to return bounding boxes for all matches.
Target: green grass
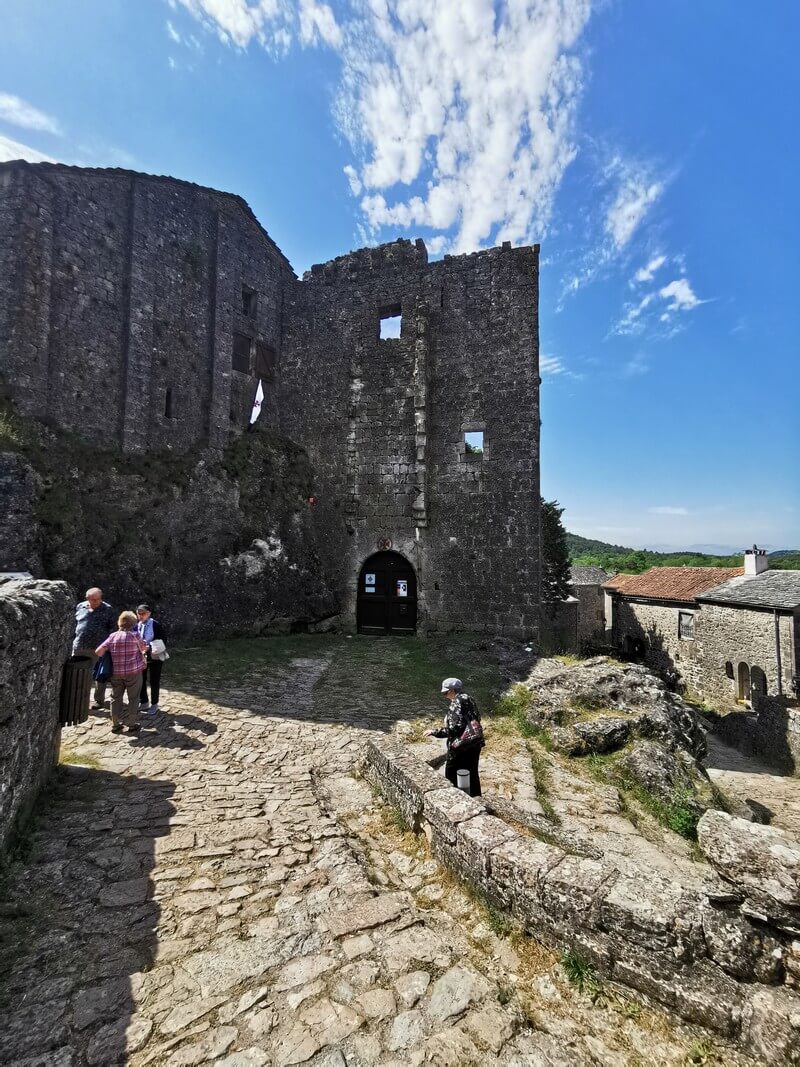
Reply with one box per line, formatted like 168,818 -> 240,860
561,950 -> 603,997
578,750 -> 700,840
493,683 -> 537,737
528,742 -> 559,823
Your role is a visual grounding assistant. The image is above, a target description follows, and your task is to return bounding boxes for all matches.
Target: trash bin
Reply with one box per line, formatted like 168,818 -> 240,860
59,655 -> 92,726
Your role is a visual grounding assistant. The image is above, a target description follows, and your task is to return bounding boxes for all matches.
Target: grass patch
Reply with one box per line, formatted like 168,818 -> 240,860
576,749 -> 700,840
493,683 -> 537,738
685,1039 -> 718,1064
59,747 -> 102,769
528,742 -> 559,823
560,950 -> 603,998
570,691 -> 608,713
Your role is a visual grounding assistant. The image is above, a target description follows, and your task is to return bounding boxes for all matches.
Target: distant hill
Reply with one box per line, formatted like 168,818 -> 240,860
567,532 -> 800,576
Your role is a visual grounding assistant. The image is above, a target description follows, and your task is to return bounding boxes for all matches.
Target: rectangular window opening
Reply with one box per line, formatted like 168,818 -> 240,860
464,431 -> 484,455
232,332 -> 252,373
255,341 -> 276,381
379,304 -> 402,340
678,611 -> 694,640
242,285 -> 257,317
164,387 -> 174,420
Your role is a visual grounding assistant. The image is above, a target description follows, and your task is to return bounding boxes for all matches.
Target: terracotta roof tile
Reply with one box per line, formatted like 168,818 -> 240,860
603,567 -> 744,603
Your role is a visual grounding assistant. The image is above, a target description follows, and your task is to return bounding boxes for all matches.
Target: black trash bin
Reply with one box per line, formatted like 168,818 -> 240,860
59,655 -> 93,726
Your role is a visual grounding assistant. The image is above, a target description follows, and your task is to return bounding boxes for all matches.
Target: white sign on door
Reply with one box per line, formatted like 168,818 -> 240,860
396,580 -> 408,598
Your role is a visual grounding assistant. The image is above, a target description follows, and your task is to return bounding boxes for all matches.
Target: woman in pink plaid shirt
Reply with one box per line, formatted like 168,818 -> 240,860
95,611 -> 148,735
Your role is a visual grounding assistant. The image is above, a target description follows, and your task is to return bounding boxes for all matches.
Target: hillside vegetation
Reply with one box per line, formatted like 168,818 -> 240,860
567,532 -> 800,576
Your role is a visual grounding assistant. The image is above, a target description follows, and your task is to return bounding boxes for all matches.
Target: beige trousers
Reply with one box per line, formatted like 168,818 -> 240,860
110,673 -> 143,727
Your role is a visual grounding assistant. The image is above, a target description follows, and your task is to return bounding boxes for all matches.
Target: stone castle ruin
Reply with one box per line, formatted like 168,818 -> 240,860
0,161 -> 541,637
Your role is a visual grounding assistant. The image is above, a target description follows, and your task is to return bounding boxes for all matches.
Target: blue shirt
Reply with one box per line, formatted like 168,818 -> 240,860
73,601 -> 115,652
137,618 -> 154,644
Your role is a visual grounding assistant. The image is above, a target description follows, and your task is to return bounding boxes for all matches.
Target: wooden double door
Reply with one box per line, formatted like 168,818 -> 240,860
357,552 -> 417,636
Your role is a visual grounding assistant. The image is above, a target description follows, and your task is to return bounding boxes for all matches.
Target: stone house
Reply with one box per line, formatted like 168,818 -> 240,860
568,565 -> 610,645
0,161 -> 541,639
604,549 -> 800,707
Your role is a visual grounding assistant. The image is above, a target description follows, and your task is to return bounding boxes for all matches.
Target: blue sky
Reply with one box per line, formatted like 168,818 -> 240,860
1,0 -> 798,550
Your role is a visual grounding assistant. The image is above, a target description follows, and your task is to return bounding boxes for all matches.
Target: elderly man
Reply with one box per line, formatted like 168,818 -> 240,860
73,586 -> 115,710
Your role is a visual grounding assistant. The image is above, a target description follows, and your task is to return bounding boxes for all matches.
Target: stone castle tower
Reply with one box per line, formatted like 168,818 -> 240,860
0,161 -> 541,638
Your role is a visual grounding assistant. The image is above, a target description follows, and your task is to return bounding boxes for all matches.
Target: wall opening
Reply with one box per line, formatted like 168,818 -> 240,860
379,305 -> 402,340
678,611 -> 694,640
232,332 -> 252,373
164,388 -> 174,419
464,431 -> 484,455
241,285 -> 257,318
737,661 -> 751,702
255,341 -> 276,381
250,380 -> 264,425
751,665 -> 767,697
357,551 -> 417,636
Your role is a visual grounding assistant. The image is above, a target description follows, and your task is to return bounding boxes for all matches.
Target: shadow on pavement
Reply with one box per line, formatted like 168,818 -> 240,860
0,763 -> 175,1064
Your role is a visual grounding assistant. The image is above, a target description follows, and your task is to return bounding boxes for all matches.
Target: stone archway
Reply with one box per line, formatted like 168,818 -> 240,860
750,665 -> 767,698
356,551 -> 417,636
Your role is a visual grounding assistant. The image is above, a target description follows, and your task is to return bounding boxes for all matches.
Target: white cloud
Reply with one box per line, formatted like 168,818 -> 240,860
648,506 -> 689,515
166,19 -> 183,44
611,269 -> 705,337
633,253 -> 666,284
541,355 -> 567,376
659,277 -> 701,311
0,93 -> 61,135
0,133 -> 55,163
174,0 -> 594,254
340,0 -> 593,253
621,352 -> 649,377
604,157 -> 663,251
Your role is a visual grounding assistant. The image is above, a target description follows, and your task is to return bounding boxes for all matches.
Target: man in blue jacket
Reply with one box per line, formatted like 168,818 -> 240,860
72,586 -> 115,710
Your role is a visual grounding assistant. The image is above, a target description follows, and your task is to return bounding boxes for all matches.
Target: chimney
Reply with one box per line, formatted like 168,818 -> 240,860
744,544 -> 769,576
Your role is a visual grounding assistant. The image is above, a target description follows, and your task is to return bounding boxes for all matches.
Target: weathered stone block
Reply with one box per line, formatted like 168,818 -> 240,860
422,788 -> 486,846
741,987 -> 800,1061
540,854 -> 617,926
698,810 -> 800,907
598,875 -> 683,950
488,836 -> 564,920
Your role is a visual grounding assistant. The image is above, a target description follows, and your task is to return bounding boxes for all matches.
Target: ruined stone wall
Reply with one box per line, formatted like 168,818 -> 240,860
364,736 -> 800,1061
693,602 -> 796,705
280,239 -> 541,637
0,162 -> 292,454
0,578 -> 72,851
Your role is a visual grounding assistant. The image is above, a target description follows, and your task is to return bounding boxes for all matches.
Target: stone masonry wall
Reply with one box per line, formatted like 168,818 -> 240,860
0,577 -> 72,851
0,162 -> 293,454
364,736 -> 800,1060
612,598 -> 697,681
280,239 -> 541,637
692,602 -> 796,706
575,584 -> 605,645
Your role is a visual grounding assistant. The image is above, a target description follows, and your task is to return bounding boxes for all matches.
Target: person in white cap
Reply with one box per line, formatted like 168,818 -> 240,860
425,677 -> 484,796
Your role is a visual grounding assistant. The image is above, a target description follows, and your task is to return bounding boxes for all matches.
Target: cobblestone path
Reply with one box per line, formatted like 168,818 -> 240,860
1,640 -> 756,1065
704,733 -> 800,837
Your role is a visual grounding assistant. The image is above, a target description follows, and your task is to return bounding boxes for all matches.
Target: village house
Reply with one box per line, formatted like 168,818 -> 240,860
569,565 -> 610,646
604,548 -> 800,706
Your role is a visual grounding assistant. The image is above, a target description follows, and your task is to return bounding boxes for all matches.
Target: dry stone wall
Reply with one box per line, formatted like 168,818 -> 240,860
0,577 -> 72,851
364,736 -> 800,1060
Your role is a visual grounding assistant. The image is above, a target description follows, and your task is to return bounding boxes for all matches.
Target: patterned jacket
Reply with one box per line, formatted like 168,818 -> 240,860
431,692 -> 482,753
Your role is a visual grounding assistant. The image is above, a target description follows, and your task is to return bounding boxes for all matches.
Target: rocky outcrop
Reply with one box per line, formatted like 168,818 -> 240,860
525,656 -> 706,759
0,418 -> 337,638
698,811 -> 800,908
0,577 -> 72,850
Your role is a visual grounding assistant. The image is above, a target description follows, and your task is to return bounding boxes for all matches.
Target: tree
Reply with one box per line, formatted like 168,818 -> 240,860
541,498 -> 572,605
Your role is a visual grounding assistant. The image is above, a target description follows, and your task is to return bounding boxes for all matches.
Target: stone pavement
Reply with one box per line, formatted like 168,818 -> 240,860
704,733 -> 800,837
0,639 -> 758,1065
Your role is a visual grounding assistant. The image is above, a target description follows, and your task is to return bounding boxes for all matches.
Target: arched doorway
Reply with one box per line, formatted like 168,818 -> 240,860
751,666 -> 767,698
737,661 -> 751,702
357,552 -> 417,636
